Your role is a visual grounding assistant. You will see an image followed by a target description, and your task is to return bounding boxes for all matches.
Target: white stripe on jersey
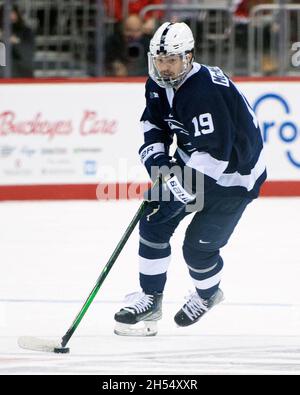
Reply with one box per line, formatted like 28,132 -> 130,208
177,148 -> 228,180
177,147 -> 266,192
165,87 -> 174,107
217,149 -> 266,191
140,120 -> 162,133
139,256 -> 171,275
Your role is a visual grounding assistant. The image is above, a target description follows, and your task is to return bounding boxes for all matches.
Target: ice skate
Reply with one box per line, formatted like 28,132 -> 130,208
114,292 -> 163,336
174,289 -> 224,327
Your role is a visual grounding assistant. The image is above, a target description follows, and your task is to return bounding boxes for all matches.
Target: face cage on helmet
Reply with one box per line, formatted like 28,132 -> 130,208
148,52 -> 192,89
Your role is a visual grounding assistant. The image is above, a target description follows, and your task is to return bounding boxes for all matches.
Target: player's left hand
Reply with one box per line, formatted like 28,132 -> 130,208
143,175 -> 195,224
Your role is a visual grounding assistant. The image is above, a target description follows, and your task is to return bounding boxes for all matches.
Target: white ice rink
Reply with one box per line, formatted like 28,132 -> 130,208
0,197 -> 300,375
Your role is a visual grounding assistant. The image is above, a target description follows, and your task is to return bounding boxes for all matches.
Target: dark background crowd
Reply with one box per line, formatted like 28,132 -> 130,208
0,0 -> 299,78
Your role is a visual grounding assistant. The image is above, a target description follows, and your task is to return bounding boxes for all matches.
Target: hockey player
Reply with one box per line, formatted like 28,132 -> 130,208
114,22 -> 267,336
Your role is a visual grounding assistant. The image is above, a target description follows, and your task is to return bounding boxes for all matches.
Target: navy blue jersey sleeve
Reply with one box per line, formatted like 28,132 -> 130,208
140,79 -> 174,147
139,79 -> 174,179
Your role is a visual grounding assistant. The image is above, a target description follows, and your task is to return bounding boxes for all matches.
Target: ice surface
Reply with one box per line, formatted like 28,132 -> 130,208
0,198 -> 300,374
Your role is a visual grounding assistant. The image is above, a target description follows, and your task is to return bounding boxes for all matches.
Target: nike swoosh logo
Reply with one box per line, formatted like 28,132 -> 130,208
199,239 -> 211,244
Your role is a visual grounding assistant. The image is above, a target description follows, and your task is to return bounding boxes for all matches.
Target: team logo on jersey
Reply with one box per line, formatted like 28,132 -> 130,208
149,91 -> 159,99
164,118 -> 189,135
206,66 -> 229,87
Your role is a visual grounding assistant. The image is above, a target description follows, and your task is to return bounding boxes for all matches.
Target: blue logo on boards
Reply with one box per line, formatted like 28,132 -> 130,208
253,93 -> 300,168
84,160 -> 97,175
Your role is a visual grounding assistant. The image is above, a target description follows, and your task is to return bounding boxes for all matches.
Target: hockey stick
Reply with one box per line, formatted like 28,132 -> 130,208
18,199 -> 149,353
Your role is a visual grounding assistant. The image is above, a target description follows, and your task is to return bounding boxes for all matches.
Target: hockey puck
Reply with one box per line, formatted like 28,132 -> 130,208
54,347 -> 70,354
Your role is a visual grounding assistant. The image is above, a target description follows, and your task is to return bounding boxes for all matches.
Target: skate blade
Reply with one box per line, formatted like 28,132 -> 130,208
114,321 -> 158,337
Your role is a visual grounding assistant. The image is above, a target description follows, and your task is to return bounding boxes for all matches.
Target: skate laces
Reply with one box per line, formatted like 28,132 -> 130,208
182,291 -> 208,320
123,292 -> 154,314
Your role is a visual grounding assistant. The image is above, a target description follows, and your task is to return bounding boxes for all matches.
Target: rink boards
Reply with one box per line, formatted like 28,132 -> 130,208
0,77 -> 299,199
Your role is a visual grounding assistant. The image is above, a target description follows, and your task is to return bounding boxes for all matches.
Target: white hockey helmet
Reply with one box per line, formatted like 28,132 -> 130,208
148,22 -> 195,88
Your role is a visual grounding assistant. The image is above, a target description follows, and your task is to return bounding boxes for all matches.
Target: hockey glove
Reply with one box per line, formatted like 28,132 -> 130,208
144,174 -> 196,224
139,141 -> 172,181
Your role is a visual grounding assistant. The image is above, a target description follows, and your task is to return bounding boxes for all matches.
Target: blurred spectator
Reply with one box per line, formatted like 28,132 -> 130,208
104,0 -> 163,35
142,16 -> 158,35
166,0 -> 201,23
0,4 -> 35,78
104,0 -> 163,22
234,0 -> 278,75
104,14 -> 151,76
234,0 -> 275,22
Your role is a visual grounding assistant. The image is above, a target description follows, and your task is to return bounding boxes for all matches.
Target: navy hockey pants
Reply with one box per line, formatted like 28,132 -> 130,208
139,194 -> 252,299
